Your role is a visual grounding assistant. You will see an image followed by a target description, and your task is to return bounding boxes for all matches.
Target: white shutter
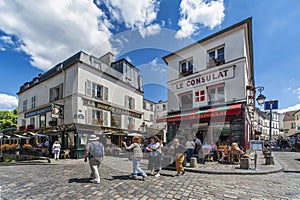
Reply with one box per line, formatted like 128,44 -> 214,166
87,108 -> 92,124
132,98 -> 135,110
103,111 -> 108,126
85,80 -> 91,96
124,96 -> 128,109
104,87 -> 108,101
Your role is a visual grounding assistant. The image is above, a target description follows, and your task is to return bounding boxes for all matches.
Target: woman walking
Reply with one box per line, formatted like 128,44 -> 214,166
122,136 -> 147,181
52,141 -> 61,160
146,136 -> 162,177
173,139 -> 186,176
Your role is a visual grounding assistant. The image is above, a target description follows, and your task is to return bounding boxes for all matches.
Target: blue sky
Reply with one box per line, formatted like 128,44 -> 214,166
0,0 -> 299,112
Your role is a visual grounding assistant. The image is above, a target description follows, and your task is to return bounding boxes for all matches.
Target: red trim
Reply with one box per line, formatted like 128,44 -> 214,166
166,104 -> 242,122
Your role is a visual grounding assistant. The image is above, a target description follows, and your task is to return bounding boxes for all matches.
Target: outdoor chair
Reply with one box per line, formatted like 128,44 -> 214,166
202,147 -> 213,162
61,149 -> 70,159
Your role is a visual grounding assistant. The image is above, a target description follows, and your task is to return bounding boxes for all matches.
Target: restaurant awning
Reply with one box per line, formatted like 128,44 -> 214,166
157,103 -> 242,123
13,134 -> 31,139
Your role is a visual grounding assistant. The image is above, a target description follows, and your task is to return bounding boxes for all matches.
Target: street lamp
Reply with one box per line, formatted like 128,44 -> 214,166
255,86 -> 266,106
253,86 -> 274,165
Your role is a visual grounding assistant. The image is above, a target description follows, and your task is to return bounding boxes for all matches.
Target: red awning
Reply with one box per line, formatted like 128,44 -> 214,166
156,103 -> 242,123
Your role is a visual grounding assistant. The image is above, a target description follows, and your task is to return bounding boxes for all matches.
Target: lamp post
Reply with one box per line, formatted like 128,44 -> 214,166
253,86 -> 275,165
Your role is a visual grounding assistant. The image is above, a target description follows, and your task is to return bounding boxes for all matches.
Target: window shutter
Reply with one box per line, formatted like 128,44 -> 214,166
125,96 -> 128,109
104,87 -> 108,101
85,80 -> 91,97
87,108 -> 92,124
103,111 -> 108,126
132,98 -> 135,109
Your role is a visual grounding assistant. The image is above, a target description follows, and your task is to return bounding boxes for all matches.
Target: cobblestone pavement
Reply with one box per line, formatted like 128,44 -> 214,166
0,152 -> 299,200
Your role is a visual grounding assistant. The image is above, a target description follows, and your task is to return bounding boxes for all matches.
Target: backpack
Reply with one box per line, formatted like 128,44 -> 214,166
90,142 -> 104,160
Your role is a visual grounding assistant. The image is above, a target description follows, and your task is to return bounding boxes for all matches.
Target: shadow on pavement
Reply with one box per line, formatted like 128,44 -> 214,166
68,178 -> 91,183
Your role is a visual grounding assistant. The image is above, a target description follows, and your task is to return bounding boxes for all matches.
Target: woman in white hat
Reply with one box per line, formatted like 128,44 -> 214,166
84,134 -> 104,184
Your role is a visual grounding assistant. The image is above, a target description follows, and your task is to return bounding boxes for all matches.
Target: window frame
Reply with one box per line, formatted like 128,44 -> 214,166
207,83 -> 225,105
179,58 -> 193,76
207,46 -> 225,68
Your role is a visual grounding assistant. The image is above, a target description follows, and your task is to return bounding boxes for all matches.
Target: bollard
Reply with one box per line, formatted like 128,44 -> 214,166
240,158 -> 249,169
190,157 -> 198,168
265,156 -> 274,165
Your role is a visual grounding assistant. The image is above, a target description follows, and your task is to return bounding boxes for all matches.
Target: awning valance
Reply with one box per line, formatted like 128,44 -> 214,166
157,103 -> 242,123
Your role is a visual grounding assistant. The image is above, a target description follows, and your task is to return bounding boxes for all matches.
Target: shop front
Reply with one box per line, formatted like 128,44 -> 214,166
162,103 -> 253,150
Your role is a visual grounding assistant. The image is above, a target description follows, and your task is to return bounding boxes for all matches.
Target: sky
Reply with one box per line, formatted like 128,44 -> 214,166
0,0 -> 300,113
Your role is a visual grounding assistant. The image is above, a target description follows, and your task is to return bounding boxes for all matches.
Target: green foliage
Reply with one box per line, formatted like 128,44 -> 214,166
0,108 -> 18,130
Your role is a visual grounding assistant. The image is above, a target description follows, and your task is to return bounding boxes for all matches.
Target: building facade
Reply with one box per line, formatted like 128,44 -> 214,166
17,51 -> 144,157
283,111 -> 297,136
162,18 -> 255,149
254,108 -> 280,140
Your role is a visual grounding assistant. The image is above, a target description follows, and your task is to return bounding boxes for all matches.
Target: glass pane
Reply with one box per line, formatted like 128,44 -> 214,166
209,51 -> 215,59
217,47 -> 224,60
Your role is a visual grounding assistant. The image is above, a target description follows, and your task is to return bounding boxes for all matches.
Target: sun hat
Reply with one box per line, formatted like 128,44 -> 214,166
89,134 -> 99,141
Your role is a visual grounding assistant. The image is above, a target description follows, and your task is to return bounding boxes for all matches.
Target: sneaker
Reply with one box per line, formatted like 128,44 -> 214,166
90,179 -> 100,184
174,173 -> 181,177
150,171 -> 154,175
181,171 -> 185,175
154,173 -> 160,177
129,175 -> 138,179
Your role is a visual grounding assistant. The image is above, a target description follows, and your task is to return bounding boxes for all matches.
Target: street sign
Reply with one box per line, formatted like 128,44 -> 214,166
250,140 -> 264,151
264,100 -> 278,110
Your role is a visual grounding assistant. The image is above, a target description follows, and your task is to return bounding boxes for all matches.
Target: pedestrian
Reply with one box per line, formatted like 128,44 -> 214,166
52,141 -> 61,160
173,138 -> 186,176
122,136 -> 147,181
146,136 -> 163,177
185,136 -> 195,162
84,134 -> 105,184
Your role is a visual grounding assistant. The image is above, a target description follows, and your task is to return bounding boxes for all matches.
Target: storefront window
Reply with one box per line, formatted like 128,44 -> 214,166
40,114 -> 46,128
67,132 -> 75,148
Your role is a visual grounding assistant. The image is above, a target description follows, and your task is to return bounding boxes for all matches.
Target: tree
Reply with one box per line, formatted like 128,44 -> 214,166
0,108 -> 18,130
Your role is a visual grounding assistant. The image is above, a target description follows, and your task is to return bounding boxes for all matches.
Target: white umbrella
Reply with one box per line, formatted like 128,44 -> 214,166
127,133 -> 143,137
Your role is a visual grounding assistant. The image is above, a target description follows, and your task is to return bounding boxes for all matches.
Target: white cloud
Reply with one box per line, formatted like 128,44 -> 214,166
278,104 -> 300,114
0,35 -> 14,45
150,57 -> 166,73
0,0 -> 113,71
102,0 -> 161,38
139,24 -> 161,38
176,0 -> 225,39
0,93 -> 18,110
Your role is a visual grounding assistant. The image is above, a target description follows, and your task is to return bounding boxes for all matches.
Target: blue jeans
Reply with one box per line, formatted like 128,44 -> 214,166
186,148 -> 194,162
132,159 -> 147,177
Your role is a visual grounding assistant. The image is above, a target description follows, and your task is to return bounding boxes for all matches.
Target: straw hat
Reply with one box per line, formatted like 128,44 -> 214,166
89,134 -> 99,141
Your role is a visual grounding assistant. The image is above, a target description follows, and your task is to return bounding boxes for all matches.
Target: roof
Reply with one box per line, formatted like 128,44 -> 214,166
283,111 -> 296,121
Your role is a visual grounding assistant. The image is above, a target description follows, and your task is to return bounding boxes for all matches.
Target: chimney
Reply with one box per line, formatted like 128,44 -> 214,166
99,52 -> 115,66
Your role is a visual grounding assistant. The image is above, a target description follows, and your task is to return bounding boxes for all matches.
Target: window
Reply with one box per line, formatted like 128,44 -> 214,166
163,104 -> 166,111
179,92 -> 193,110
179,59 -> 193,76
143,101 -> 146,109
31,96 -> 36,109
111,113 -> 121,128
22,119 -> 26,127
195,90 -> 205,102
291,122 -> 296,129
207,84 -> 225,105
30,118 -> 35,126
208,47 -> 225,67
127,117 -> 135,130
92,83 -> 108,101
49,84 -> 63,102
150,114 -> 154,121
92,109 -> 108,126
40,114 -> 46,128
23,100 -> 27,112
125,96 -> 135,109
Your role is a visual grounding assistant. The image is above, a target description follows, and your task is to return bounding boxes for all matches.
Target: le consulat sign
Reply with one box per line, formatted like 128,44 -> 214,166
173,65 -> 235,91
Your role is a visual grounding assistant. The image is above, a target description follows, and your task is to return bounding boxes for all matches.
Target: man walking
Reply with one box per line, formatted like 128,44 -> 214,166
84,134 -> 104,184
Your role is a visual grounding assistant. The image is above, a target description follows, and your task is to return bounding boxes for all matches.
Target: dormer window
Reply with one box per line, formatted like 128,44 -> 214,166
179,58 -> 193,76
208,46 -> 225,67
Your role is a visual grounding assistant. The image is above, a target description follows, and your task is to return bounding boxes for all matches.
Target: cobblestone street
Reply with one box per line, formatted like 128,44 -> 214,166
0,152 -> 299,200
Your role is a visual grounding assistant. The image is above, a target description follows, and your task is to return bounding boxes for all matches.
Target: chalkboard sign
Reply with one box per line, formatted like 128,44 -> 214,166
250,140 -> 264,151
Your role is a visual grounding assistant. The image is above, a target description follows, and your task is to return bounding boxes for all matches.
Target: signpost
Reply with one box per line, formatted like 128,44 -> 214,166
250,140 -> 264,170
264,100 -> 278,165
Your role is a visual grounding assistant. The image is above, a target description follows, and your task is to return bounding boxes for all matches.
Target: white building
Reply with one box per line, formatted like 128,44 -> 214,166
162,18 -> 255,149
254,108 -> 280,140
17,51 -> 144,157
